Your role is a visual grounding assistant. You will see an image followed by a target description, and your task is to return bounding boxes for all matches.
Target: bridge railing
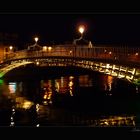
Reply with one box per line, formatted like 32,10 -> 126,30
2,45 -> 140,65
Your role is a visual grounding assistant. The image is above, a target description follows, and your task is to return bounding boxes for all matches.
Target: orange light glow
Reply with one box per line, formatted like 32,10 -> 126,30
78,25 -> 85,34
34,37 -> 39,43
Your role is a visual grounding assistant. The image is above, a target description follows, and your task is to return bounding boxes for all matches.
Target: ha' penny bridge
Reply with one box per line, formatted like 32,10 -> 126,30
1,43 -> 140,86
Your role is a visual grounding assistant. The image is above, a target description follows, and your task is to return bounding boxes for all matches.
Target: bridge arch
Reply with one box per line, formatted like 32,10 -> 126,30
0,56 -> 139,85
1,45 -> 140,85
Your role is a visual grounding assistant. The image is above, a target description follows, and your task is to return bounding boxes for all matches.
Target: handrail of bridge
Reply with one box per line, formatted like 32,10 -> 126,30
1,45 -> 140,84
1,45 -> 140,67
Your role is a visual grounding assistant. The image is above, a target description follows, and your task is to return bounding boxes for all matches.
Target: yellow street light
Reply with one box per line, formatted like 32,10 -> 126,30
48,46 -> 52,51
43,46 -> 47,51
73,25 -> 85,45
34,37 -> 39,43
9,46 -> 13,51
78,25 -> 85,35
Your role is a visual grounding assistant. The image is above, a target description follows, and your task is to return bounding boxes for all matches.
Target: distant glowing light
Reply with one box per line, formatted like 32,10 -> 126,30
43,101 -> 48,105
78,25 -> 85,34
69,76 -> 74,80
43,94 -> 47,99
106,64 -> 110,69
11,117 -> 13,121
36,104 -> 40,112
34,37 -> 39,43
55,80 -> 59,92
69,50 -> 72,55
23,101 -> 33,109
109,51 -> 112,54
36,61 -> 39,65
10,122 -> 15,126
36,124 -> 40,127
43,46 -> 47,51
9,46 -> 13,50
48,46 -> 52,51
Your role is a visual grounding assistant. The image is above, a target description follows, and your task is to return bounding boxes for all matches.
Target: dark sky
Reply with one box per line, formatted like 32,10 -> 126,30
0,14 -> 140,47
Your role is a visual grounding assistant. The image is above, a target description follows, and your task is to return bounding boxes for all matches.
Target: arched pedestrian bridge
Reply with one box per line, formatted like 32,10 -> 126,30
1,44 -> 140,85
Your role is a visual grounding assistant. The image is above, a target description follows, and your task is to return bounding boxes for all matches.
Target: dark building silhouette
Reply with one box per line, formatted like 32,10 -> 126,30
0,32 -> 18,61
0,32 -> 18,46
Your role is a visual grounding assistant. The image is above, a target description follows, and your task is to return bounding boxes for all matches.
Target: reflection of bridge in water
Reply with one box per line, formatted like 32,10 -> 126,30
1,44 -> 140,85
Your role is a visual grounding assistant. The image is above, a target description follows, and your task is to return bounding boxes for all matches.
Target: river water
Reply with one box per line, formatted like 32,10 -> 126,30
0,65 -> 140,128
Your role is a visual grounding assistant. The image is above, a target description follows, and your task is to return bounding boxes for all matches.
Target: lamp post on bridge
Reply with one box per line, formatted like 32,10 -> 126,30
9,46 -> 13,51
78,25 -> 85,38
34,37 -> 39,44
27,36 -> 42,66
28,36 -> 42,51
73,25 -> 85,60
73,25 -> 85,45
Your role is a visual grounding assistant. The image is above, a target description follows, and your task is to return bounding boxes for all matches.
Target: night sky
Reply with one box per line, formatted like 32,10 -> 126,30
0,14 -> 140,48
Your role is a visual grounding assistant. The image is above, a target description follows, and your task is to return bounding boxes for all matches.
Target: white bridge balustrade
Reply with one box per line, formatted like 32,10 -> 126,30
1,44 -> 140,85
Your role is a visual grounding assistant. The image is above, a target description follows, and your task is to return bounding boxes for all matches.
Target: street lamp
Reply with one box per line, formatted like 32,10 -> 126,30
43,46 -> 47,51
34,37 -> 39,44
72,25 -> 85,60
9,46 -> 13,51
78,25 -> 85,38
73,25 -> 85,45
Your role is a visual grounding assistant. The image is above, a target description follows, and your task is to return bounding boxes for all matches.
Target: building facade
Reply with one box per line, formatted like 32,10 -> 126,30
0,32 -> 18,62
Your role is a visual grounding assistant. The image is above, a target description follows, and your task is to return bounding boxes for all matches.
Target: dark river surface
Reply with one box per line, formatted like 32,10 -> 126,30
0,65 -> 140,128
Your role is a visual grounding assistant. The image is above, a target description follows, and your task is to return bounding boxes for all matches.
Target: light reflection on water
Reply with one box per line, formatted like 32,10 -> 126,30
79,75 -> 92,87
8,82 -> 17,94
93,116 -> 135,127
0,72 -> 139,127
104,75 -> 113,92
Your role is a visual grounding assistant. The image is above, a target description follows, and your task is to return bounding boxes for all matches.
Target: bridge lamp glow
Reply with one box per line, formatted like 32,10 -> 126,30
34,37 -> 39,43
69,50 -> 72,55
43,46 -> 47,51
48,46 -> 52,51
78,25 -> 85,35
135,52 -> 138,56
9,46 -> 13,50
